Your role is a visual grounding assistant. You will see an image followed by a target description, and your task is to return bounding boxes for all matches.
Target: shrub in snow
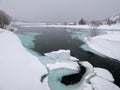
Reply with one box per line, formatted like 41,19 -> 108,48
88,21 -> 101,37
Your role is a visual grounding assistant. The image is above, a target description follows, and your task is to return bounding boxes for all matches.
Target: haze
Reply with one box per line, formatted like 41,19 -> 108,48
0,0 -> 120,23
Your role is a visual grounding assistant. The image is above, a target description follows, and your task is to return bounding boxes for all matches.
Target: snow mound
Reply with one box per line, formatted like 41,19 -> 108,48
86,33 -> 120,60
82,83 -> 93,90
94,33 -> 120,42
98,25 -> 120,30
45,50 -> 79,62
0,28 -> 48,90
90,76 -> 120,90
47,62 -> 79,71
94,68 -> 114,82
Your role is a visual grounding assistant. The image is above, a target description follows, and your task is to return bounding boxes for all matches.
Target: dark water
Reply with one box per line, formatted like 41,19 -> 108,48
61,64 -> 86,85
16,27 -> 120,87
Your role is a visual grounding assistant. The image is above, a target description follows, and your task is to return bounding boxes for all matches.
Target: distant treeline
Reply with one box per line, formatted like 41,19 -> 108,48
0,10 -> 11,29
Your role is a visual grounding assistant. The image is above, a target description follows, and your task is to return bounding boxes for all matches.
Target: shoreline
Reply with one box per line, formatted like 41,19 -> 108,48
13,22 -> 120,30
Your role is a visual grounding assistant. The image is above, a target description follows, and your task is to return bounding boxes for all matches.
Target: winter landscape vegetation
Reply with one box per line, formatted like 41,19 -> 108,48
0,0 -> 120,90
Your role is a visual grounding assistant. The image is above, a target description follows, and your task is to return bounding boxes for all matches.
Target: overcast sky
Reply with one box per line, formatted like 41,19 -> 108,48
0,0 -> 120,23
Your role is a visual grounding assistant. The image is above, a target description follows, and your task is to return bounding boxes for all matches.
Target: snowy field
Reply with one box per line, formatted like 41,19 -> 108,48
13,21 -> 120,30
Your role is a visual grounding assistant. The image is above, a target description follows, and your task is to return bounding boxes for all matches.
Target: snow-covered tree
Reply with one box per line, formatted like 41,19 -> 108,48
0,10 -> 11,29
107,18 -> 116,25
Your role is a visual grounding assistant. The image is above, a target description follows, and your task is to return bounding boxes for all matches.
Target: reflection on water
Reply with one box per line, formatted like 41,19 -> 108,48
16,27 -> 120,87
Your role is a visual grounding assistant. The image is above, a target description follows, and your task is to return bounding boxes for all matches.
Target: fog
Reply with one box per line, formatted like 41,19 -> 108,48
0,0 -> 120,23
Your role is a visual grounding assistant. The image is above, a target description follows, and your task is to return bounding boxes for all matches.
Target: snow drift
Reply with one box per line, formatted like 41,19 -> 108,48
86,33 -> 120,61
0,28 -> 48,90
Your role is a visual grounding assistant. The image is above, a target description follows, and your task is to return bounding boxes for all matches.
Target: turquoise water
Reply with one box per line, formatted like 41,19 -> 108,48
81,44 -> 106,57
17,32 -> 55,65
71,31 -> 88,42
70,29 -> 108,57
17,32 -> 40,49
48,69 -> 81,90
16,27 -> 120,89
71,29 -> 106,42
16,31 -> 85,90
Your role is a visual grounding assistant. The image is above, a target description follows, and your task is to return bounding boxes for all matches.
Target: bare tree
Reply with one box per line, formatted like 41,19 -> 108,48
89,21 -> 100,37
0,10 -> 11,29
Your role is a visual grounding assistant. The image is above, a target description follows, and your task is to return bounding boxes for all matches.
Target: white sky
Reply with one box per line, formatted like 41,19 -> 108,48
0,0 -> 120,23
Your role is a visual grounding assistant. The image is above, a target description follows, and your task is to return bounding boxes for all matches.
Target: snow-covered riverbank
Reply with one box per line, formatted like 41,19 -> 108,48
85,32 -> 120,61
0,28 -> 120,90
0,28 -> 48,90
14,21 -> 120,30
43,24 -> 120,30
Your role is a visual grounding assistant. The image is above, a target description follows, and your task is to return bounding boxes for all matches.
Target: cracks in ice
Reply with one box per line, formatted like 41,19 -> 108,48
39,50 -> 119,90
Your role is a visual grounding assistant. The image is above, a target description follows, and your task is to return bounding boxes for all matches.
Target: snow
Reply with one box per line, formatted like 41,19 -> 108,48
82,83 -> 93,90
80,61 -> 94,73
17,32 -> 40,49
13,21 -> 47,27
17,23 -> 120,30
47,62 -> 79,71
94,68 -> 114,82
0,28 -> 48,90
81,44 -> 106,57
80,62 -> 120,90
64,24 -> 120,30
94,33 -> 120,41
109,15 -> 120,21
13,20 -> 120,30
44,50 -> 120,90
86,33 -> 120,60
45,50 -> 79,62
90,76 -> 120,90
98,24 -> 120,30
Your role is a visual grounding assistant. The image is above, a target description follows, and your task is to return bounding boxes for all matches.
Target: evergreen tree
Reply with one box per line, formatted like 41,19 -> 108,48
78,18 -> 86,25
